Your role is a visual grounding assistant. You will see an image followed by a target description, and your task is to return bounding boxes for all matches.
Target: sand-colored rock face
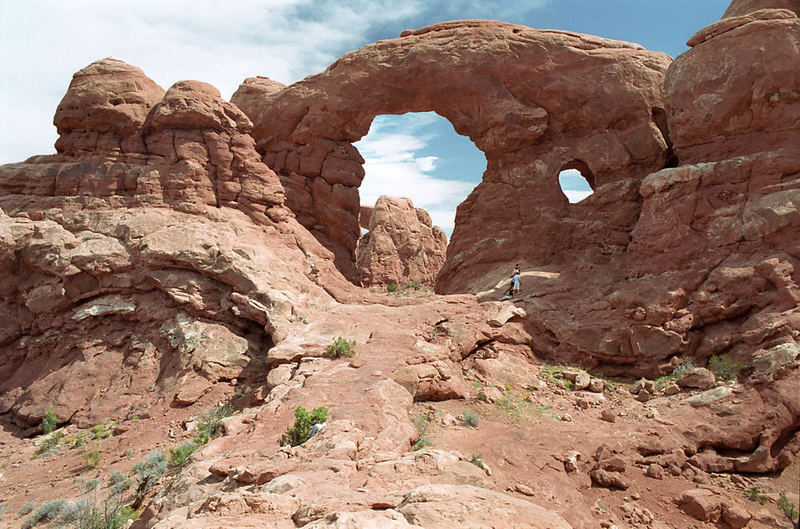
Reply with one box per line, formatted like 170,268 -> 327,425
666,7 -> 800,164
238,20 -> 672,287
356,196 -> 447,287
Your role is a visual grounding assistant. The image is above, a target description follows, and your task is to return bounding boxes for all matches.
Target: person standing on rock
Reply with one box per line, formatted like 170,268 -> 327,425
512,264 -> 521,294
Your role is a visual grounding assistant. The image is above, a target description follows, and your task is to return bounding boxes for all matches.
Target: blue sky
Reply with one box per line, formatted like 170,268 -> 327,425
0,0 -> 730,232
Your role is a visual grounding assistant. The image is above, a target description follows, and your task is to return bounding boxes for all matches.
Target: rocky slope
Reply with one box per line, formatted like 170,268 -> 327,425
1,1 -> 799,529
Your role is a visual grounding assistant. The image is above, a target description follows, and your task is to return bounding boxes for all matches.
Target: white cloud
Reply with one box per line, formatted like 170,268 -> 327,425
0,0 -> 426,163
356,113 -> 477,234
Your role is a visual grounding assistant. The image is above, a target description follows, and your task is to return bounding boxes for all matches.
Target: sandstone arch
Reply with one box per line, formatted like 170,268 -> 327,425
236,20 -> 673,292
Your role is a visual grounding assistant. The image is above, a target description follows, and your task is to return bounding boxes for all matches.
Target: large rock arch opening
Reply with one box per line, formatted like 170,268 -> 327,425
234,20 -> 673,292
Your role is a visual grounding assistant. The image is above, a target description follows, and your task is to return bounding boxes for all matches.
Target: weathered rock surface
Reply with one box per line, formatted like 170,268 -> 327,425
356,196 -> 447,287
230,76 -> 286,122
238,21 -> 672,284
666,6 -> 800,163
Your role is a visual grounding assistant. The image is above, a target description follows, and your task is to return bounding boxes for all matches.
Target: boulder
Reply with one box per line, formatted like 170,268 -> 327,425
54,57 -> 165,154
356,196 -> 447,287
677,368 -> 716,389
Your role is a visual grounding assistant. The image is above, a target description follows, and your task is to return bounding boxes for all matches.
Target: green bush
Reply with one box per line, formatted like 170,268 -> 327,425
18,501 -> 36,516
83,449 -> 100,470
746,486 -> 768,505
403,280 -> 421,290
42,409 -> 58,435
386,283 -> 399,293
35,431 -> 63,458
55,477 -> 137,529
90,422 -> 114,441
708,354 -> 744,383
461,410 -> 479,428
130,451 -> 166,508
193,402 -> 235,445
411,413 -> 432,450
326,336 -> 356,358
168,442 -> 197,467
22,500 -> 66,529
778,491 -> 798,523
280,406 -> 328,447
470,453 -> 486,470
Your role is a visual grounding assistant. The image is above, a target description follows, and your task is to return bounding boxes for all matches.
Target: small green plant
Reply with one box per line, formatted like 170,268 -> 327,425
386,283 -> 399,293
18,502 -> 36,516
325,336 -> 356,358
403,280 -> 421,290
461,410 -> 479,428
411,413 -> 432,450
35,431 -> 64,458
778,491 -> 798,524
746,486 -> 768,505
168,442 -> 197,467
477,390 -> 488,402
280,406 -> 329,447
708,353 -> 745,383
22,500 -> 66,529
130,451 -> 166,509
470,453 -> 486,470
0,502 -> 4,521
90,421 -> 114,441
9,207 -> 22,217
42,408 -> 58,434
83,449 -> 100,470
193,402 -> 236,445
72,437 -> 85,449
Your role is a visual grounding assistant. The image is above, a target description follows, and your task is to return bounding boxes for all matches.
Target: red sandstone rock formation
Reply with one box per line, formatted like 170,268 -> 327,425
230,76 -> 286,121
2,4 -> 800,528
356,196 -> 447,287
237,21 -> 672,285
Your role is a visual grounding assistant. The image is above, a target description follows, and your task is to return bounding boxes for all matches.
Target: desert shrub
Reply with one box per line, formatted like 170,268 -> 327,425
672,358 -> 696,377
193,402 -> 235,445
22,499 -> 66,529
90,422 -> 114,441
708,354 -> 744,383
55,477 -> 137,529
35,431 -> 63,458
280,406 -> 328,447
0,502 -> 4,521
403,280 -> 421,290
42,409 -> 58,434
130,451 -> 166,508
778,491 -> 798,524
461,410 -> 479,428
746,486 -> 768,505
477,390 -> 488,402
386,283 -> 398,293
83,449 -> 100,470
470,453 -> 486,470
411,413 -> 432,450
326,336 -> 356,358
168,442 -> 197,467
18,501 -> 36,516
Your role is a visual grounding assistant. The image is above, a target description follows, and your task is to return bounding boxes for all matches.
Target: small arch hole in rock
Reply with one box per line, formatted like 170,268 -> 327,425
558,161 -> 595,203
353,111 -> 487,238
